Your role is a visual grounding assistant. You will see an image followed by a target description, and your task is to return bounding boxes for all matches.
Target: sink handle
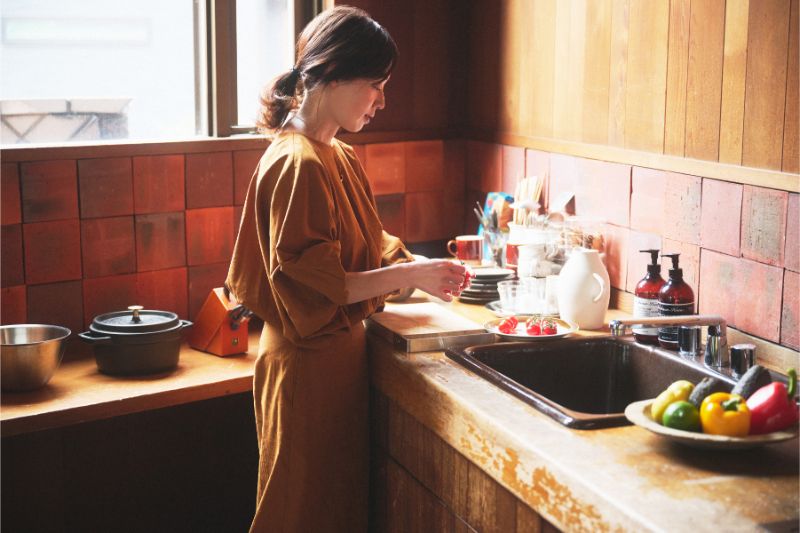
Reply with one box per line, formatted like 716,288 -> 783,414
592,273 -> 605,303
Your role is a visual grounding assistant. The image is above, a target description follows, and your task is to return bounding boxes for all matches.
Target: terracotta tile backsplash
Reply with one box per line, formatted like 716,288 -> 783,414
185,152 -> 233,208
1,139 -> 797,350
20,159 -> 78,222
2,162 -> 21,225
78,157 -> 134,218
133,155 -> 185,214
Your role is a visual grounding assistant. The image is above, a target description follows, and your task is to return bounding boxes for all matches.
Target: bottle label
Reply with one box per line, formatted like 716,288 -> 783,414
632,297 -> 660,336
658,301 -> 695,343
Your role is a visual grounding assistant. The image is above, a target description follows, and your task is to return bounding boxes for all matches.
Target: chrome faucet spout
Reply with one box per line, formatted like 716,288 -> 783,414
608,314 -> 729,369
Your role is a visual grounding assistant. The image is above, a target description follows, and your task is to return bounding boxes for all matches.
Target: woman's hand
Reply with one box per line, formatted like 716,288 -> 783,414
403,259 -> 467,302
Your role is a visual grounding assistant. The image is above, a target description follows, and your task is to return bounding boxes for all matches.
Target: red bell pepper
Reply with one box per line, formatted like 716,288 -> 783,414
745,368 -> 799,435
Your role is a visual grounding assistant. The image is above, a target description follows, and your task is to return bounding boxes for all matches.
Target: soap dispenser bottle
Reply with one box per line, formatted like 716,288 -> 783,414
633,249 -> 665,345
658,253 -> 695,350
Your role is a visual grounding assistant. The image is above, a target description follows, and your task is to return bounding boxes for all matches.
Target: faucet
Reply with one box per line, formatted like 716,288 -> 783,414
609,315 -> 729,369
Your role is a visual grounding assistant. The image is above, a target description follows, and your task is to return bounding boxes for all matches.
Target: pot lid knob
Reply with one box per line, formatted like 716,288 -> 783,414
128,305 -> 144,323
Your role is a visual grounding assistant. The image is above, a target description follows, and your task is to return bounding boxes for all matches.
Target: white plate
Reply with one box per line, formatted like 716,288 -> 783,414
624,399 -> 799,450
483,317 -> 578,340
471,267 -> 515,280
485,300 -> 559,318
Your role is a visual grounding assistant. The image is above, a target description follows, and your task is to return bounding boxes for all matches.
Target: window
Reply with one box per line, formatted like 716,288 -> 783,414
0,0 -> 307,145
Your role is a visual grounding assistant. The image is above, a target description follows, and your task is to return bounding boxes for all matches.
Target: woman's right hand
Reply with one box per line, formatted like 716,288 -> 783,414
404,259 -> 467,302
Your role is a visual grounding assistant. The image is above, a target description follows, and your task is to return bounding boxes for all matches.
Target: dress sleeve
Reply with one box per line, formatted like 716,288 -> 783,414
268,157 -> 350,339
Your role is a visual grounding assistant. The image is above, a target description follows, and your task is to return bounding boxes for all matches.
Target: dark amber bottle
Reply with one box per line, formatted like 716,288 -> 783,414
658,253 -> 695,350
633,249 -> 665,345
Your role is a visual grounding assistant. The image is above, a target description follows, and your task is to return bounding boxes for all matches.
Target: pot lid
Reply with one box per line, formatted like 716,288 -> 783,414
91,305 -> 180,334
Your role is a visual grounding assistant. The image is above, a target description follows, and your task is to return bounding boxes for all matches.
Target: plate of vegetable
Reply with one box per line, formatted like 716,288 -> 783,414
625,367 -> 799,450
484,315 -> 578,340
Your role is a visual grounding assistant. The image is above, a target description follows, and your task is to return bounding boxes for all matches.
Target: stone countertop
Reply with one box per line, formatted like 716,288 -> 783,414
368,294 -> 799,532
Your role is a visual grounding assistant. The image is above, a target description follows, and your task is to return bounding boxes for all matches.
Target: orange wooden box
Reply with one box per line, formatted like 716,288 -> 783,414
188,288 -> 250,356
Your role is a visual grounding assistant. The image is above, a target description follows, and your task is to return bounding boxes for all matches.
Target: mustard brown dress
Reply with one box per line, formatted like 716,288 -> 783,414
226,132 -> 412,532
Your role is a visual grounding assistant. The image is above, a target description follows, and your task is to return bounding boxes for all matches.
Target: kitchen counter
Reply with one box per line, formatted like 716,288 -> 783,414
369,294 -> 799,532
0,338 -> 258,437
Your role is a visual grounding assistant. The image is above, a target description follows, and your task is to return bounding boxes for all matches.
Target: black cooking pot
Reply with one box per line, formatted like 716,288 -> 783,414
79,306 -> 192,376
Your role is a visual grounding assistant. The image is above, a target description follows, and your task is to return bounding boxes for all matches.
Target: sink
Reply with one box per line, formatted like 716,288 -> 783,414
445,337 -> 737,429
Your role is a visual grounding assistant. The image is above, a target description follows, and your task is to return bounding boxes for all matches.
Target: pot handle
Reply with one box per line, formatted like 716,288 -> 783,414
179,320 -> 193,330
78,331 -> 113,344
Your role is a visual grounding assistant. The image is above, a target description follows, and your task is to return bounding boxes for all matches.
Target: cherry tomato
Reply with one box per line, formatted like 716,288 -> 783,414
526,322 -> 541,336
542,320 -> 557,335
498,317 -> 517,334
507,316 -> 518,328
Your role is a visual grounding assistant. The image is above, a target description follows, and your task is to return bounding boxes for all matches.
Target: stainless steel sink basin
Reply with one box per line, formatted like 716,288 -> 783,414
445,337 -> 737,429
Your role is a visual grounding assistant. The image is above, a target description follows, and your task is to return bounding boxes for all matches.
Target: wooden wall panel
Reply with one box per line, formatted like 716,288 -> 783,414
499,0 -> 524,133
528,0 -> 557,139
552,1 -> 576,140
607,0 -> 630,146
784,0 -> 800,173
582,0 -> 613,145
742,0 -> 791,170
719,0 -> 751,165
468,1 -> 502,133
624,0 -> 669,152
411,0 -> 449,130
664,0 -> 690,156
685,0 -> 726,161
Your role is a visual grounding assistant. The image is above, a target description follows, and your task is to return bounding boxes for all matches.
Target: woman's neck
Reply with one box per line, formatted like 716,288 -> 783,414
286,89 -> 338,145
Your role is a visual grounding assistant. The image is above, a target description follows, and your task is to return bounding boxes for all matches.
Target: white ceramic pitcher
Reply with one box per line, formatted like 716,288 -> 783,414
556,249 -> 610,330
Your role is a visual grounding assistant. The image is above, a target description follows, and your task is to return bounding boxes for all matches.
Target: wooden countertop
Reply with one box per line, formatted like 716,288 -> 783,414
369,294 -> 800,532
1,337 -> 258,437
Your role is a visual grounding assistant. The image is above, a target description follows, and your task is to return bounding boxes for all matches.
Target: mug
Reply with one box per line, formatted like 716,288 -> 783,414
447,235 -> 483,265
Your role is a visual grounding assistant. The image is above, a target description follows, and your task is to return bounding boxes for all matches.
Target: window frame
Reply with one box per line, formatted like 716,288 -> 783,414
208,0 -> 329,137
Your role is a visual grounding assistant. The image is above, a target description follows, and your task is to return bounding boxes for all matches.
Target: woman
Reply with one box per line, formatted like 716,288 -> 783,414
226,6 -> 467,532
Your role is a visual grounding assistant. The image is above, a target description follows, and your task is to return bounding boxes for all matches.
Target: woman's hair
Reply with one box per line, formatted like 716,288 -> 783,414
256,5 -> 398,133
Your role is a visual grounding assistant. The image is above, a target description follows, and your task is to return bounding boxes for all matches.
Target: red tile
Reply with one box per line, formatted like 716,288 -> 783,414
82,274 -> 138,326
27,281 -> 84,334
740,185 -> 788,267
133,155 -> 185,214
365,143 -> 406,195
444,140 -> 466,197
1,286 -> 26,325
700,179 -> 742,256
375,194 -> 405,240
20,160 -> 78,222
233,149 -> 263,205
698,250 -> 783,342
786,193 -> 799,272
188,263 -> 230,320
2,224 -> 24,287
663,172 -> 702,245
782,270 -> 799,349
662,238 -> 700,296
2,162 -> 21,225
81,217 -> 136,278
525,149 -> 550,211
405,191 -> 449,242
135,212 -> 186,272
405,140 -> 445,192
23,220 -> 82,284
548,154 -> 580,213
576,159 -> 631,226
465,141 -> 501,192
602,224 -> 630,290
630,167 -> 667,234
464,189 -> 486,235
442,188 -> 466,241
501,145 -> 525,195
185,207 -> 234,266
625,231 -> 662,292
136,267 -> 188,318
185,152 -> 233,208
78,158 -> 133,218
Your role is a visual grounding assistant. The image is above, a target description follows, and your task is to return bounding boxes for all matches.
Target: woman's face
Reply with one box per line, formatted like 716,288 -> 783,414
326,77 -> 388,132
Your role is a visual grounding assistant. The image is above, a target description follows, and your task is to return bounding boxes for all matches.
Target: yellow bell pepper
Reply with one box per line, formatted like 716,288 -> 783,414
651,380 -> 695,424
700,392 -> 750,437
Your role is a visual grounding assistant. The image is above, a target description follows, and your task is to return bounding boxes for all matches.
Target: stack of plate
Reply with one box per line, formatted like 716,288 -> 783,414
457,267 -> 515,305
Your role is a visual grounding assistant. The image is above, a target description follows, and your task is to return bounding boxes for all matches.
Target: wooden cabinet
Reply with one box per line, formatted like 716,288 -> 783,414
370,388 -> 560,533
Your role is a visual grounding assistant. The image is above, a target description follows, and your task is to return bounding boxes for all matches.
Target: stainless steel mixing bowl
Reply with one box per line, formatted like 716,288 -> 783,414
1,324 -> 71,392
